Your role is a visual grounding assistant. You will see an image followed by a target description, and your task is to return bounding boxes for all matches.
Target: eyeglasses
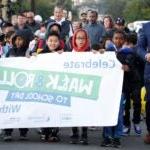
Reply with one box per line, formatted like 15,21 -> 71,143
27,16 -> 34,19
76,37 -> 87,40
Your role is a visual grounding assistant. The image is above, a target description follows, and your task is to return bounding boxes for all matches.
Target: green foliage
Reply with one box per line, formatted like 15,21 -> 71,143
100,0 -> 127,19
35,0 -> 73,20
13,0 -> 150,23
123,0 -> 150,22
35,0 -> 55,20
98,0 -> 150,22
16,0 -> 73,20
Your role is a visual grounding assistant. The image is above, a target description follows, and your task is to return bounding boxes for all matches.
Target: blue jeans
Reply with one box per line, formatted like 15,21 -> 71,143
103,94 -> 125,138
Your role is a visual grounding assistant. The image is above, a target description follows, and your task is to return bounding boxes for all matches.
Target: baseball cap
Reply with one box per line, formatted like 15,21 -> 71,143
115,17 -> 125,26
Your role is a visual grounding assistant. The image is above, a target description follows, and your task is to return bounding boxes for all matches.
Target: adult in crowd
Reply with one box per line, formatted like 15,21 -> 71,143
137,22 -> 150,144
79,12 -> 88,28
103,15 -> 114,38
26,11 -> 40,33
85,10 -> 105,46
114,17 -> 130,34
103,15 -> 114,31
14,12 -> 34,41
46,5 -> 73,42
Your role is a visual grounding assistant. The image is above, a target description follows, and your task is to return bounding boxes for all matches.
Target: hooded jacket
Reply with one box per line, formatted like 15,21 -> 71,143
72,29 -> 90,52
8,30 -> 30,57
46,17 -> 71,41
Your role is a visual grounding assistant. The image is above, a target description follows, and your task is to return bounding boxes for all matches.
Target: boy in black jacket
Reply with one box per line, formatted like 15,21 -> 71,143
116,32 -> 143,136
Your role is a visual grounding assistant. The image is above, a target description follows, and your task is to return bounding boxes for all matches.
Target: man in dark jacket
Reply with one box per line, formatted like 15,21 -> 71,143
137,22 -> 150,144
14,12 -> 34,41
26,11 -> 40,33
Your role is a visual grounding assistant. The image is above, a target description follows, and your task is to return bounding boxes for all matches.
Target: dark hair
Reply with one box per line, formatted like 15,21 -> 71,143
5,31 -> 15,39
54,5 -> 64,10
103,15 -> 114,28
125,32 -> 137,45
87,9 -> 92,13
91,10 -> 98,17
1,22 -> 13,29
17,12 -> 26,17
91,44 -> 101,51
81,12 -> 87,16
45,22 -> 61,39
46,31 -> 60,40
113,30 -> 126,39
0,33 -> 5,42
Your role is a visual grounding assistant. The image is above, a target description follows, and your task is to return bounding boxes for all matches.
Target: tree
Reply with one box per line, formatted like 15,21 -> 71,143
123,0 -> 150,22
19,0 -> 73,20
35,0 -> 73,20
98,0 -> 127,19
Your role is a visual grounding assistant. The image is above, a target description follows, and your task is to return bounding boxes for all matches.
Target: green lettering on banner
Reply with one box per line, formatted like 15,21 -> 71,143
0,67 -> 101,100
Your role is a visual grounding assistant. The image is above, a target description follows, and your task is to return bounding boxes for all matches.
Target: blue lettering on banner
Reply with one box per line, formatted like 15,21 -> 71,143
64,59 -> 115,69
6,91 -> 71,107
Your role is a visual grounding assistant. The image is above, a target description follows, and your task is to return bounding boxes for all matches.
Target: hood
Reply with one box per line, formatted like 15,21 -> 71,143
12,30 -> 30,48
72,29 -> 90,52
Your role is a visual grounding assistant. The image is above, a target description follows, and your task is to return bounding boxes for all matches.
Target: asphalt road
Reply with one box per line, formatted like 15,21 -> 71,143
0,120 -> 149,150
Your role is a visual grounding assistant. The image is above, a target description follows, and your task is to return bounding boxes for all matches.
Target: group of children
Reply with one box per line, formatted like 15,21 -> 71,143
0,19 -> 145,148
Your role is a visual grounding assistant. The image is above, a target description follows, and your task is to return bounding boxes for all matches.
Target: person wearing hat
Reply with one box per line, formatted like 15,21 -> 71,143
114,17 -> 130,33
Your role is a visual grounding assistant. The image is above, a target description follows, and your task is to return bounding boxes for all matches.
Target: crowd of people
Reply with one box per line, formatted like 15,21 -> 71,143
0,5 -> 150,148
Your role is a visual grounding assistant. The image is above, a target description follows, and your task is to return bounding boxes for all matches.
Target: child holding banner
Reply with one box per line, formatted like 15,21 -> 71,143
37,31 -> 64,142
3,30 -> 30,141
67,29 -> 90,145
101,30 -> 125,148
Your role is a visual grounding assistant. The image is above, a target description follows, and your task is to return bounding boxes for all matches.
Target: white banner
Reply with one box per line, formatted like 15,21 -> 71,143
0,52 -> 123,128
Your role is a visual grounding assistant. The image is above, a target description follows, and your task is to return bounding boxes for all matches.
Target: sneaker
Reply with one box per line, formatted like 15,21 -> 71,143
144,134 -> 150,144
80,137 -> 88,145
49,136 -> 60,142
70,135 -> 79,144
122,126 -> 130,136
40,134 -> 46,141
134,124 -> 142,135
3,135 -> 12,141
112,138 -> 121,148
101,138 -> 112,147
